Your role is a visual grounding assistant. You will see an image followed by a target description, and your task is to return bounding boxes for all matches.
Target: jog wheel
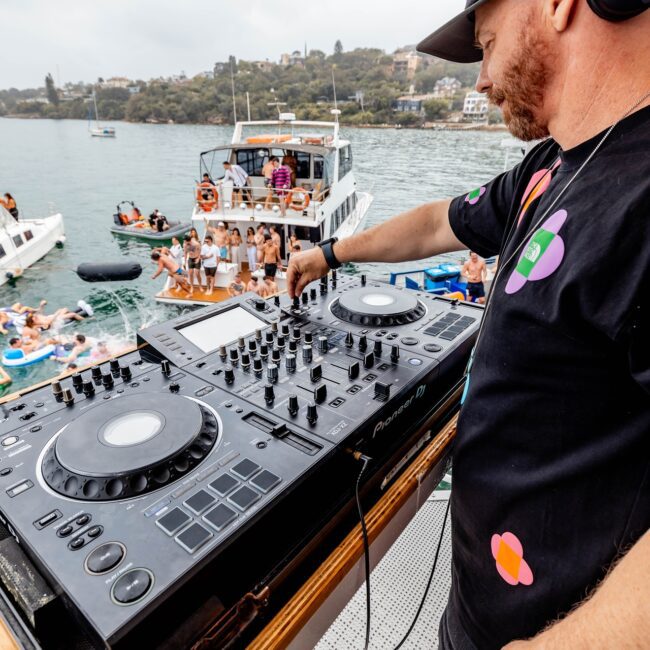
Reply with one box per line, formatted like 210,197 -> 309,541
330,286 -> 426,327
41,393 -> 220,501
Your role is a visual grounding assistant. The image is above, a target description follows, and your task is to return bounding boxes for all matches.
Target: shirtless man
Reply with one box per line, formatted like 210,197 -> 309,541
8,336 -> 39,355
227,273 -> 245,297
269,225 -> 281,249
262,233 -> 282,279
21,314 -> 58,347
246,275 -> 262,295
263,275 -> 278,296
461,251 -> 488,304
151,250 -> 192,295
183,234 -> 202,289
254,224 -> 266,265
55,334 -> 92,364
210,221 -> 230,264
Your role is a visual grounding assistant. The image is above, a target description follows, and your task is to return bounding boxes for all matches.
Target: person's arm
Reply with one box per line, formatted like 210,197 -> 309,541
151,262 -> 164,280
481,261 -> 488,282
287,199 -> 462,297
0,367 -> 12,387
461,261 -> 470,279
504,530 -> 650,649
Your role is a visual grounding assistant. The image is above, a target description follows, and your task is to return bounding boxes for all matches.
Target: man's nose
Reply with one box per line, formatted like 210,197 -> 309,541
476,59 -> 491,94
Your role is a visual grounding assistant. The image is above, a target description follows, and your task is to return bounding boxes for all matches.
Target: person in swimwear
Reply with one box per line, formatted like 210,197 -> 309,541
151,250 -> 192,295
209,221 -> 230,263
246,275 -> 262,295
90,340 -> 111,363
54,334 -> 92,364
8,336 -> 39,354
227,272 -> 245,297
21,315 -> 58,346
29,306 -> 86,330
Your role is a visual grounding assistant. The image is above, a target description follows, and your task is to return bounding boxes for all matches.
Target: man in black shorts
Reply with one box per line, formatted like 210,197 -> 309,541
184,233 -> 202,290
461,251 -> 488,303
262,232 -> 281,278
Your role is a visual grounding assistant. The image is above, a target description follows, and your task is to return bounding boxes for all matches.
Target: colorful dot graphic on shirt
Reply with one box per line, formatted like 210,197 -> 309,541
465,186 -> 486,205
491,532 -> 534,586
505,209 -> 568,294
517,160 -> 561,226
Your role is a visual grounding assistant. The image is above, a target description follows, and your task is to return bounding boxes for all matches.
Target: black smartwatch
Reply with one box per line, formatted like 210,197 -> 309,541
317,237 -> 342,270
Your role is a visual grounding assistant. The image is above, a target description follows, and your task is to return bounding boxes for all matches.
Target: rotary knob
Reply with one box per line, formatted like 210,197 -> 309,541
52,381 -> 63,400
281,323 -> 290,337
224,366 -> 235,384
82,381 -> 95,397
229,348 -> 239,363
219,345 -> 227,360
285,354 -> 296,372
301,292 -> 309,304
254,298 -> 265,311
318,336 -> 329,354
102,373 -> 114,389
361,274 -> 367,286
264,384 -> 275,404
255,329 -> 262,341
241,352 -> 251,368
169,381 -> 180,393
271,348 -> 281,364
260,344 -> 269,359
62,388 -> 74,407
91,366 -> 102,381
292,326 -> 301,341
120,366 -> 132,381
253,358 -> 263,374
359,335 -> 368,351
373,340 -> 382,357
265,331 -> 274,344
288,394 -> 299,416
304,331 -> 313,345
110,359 -> 121,376
310,288 -> 317,301
71,373 -> 83,389
302,345 -> 312,364
306,403 -> 318,424
277,335 -> 285,350
271,321 -> 278,333
288,340 -> 297,353
319,277 -> 328,294
267,364 -> 278,384
292,296 -> 300,310
248,339 -> 257,354
274,296 -> 280,306
238,336 -> 245,349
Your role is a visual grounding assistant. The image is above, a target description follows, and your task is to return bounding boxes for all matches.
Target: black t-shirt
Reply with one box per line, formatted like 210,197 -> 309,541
447,105 -> 650,649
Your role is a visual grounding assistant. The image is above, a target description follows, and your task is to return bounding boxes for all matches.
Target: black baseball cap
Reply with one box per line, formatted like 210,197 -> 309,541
417,0 -> 491,63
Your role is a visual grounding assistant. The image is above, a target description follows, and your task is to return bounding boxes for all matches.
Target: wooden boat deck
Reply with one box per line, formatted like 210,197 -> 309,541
156,267 -> 252,305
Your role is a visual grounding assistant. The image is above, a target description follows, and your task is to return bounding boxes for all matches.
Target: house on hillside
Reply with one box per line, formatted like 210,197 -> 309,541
392,48 -> 428,80
253,60 -> 274,72
393,93 -> 436,114
432,77 -> 462,99
463,91 -> 489,121
101,77 -> 132,89
279,51 -> 305,67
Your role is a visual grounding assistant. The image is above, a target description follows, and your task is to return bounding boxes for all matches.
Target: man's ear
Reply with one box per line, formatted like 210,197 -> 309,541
544,0 -> 578,32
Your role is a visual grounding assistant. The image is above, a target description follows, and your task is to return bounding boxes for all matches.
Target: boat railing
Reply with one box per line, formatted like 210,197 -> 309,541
194,182 -> 327,219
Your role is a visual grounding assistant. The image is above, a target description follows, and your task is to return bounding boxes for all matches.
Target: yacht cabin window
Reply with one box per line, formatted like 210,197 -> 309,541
0,245 -> 5,259
12,235 -> 23,248
338,146 -> 353,180
24,230 -> 33,241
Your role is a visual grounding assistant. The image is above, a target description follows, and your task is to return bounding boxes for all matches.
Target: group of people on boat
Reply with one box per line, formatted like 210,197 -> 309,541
0,192 -> 19,220
116,205 -> 170,232
196,156 -> 313,217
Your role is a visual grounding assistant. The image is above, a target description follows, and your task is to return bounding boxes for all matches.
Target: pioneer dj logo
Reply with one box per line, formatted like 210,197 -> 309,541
373,385 -> 426,437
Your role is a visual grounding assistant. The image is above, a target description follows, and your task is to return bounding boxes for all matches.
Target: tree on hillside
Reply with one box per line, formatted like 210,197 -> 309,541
334,40 -> 343,56
423,98 -> 450,121
45,73 -> 59,105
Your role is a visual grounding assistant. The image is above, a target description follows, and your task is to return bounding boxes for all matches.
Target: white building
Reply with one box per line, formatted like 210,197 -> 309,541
463,91 -> 489,121
102,77 -> 132,89
432,77 -> 462,99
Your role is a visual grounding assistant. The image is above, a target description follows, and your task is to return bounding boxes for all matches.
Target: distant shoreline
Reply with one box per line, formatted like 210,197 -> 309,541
1,114 -> 507,132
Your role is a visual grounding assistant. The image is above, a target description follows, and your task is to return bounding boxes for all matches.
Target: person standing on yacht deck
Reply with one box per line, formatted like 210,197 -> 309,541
287,1 -> 650,648
255,224 -> 267,265
222,161 -> 252,207
262,233 -> 282,278
210,221 -> 230,264
230,227 -> 243,271
200,235 -> 219,295
462,251 -> 488,303
246,227 -> 258,272
0,193 -> 19,220
270,160 -> 292,216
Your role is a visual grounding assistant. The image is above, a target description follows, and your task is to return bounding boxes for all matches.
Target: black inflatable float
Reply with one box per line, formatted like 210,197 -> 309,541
76,261 -> 142,282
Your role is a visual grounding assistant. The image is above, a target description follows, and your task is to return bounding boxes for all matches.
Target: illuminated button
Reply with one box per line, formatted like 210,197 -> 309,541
111,569 -> 153,605
6,480 -> 33,498
1,436 -> 19,447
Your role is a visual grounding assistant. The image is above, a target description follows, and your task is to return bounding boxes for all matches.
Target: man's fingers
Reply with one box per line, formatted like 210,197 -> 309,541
286,263 -> 298,298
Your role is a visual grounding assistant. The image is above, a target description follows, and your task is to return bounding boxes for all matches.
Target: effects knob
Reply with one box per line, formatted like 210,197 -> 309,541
109,359 -> 120,376
285,354 -> 296,372
253,358 -> 263,374
345,331 -> 354,348
267,364 -> 278,383
52,381 -> 63,400
120,366 -> 132,381
91,366 -> 102,381
255,329 -> 262,341
169,381 -> 180,393
281,323 -> 290,337
310,288 -> 317,301
71,373 -> 83,387
248,339 -> 257,354
304,331 -> 313,345
373,340 -> 383,357
271,321 -> 278,333
292,326 -> 301,341
318,336 -> 329,354
390,345 -> 400,363
224,366 -> 235,384
219,345 -> 227,360
265,331 -> 274,344
238,336 -> 245,349
274,296 -> 280,306
359,335 -> 368,352
229,348 -> 239,363
241,352 -> 251,368
160,359 -> 171,375
348,361 -> 360,380
363,352 -> 375,369
319,277 -> 328,294
260,344 -> 269,359
271,348 -> 281,364
292,296 -> 300,310
361,274 -> 367,286
288,340 -> 297,353
306,403 -> 318,425
62,388 -> 74,406
102,373 -> 114,389
302,345 -> 312,364
287,394 -> 299,416
301,292 -> 309,304
254,298 -> 265,311
277,335 -> 286,350
264,384 -> 275,404
82,381 -> 95,397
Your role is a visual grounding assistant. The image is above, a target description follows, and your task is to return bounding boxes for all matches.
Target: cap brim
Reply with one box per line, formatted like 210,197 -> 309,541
416,0 -> 490,63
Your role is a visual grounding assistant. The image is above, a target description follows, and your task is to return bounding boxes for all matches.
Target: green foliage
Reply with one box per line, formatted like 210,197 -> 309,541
45,73 -> 59,106
423,98 -> 450,121
334,40 -> 343,56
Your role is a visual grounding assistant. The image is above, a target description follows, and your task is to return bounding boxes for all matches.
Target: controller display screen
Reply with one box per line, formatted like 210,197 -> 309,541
178,307 -> 267,353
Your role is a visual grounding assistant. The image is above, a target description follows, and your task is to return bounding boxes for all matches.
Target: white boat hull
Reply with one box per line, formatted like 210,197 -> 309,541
0,213 -> 65,286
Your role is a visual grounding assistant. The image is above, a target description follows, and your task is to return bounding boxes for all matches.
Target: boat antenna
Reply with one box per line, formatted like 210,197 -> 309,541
267,89 -> 286,118
332,66 -> 338,111
246,91 -> 251,122
230,56 -> 237,124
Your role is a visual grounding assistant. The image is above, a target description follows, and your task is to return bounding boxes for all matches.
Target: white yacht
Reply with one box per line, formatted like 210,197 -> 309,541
0,206 -> 65,286
156,111 -> 373,306
89,91 -> 116,138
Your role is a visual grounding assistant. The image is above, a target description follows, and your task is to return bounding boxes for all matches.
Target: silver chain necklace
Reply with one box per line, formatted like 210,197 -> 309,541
467,89 -> 650,368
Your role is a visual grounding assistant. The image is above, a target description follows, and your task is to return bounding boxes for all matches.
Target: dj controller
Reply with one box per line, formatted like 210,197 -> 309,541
0,273 -> 481,649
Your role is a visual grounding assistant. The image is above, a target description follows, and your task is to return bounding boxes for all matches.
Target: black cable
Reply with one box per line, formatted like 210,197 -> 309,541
391,495 -> 451,650
354,455 -> 372,650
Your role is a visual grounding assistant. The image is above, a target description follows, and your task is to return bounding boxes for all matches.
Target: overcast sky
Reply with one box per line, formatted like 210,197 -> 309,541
1,0 -> 462,89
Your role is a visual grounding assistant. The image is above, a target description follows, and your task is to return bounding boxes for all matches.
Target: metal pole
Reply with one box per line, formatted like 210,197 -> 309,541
246,92 -> 251,121
230,58 -> 237,124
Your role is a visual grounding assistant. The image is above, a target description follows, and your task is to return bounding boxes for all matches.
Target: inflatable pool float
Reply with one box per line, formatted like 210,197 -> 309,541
77,262 -> 142,283
0,300 -> 93,334
2,344 -> 56,368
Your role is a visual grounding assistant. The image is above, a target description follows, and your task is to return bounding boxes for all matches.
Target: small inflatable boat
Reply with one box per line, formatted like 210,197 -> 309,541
1,300 -> 93,335
110,201 -> 190,241
2,344 -> 56,367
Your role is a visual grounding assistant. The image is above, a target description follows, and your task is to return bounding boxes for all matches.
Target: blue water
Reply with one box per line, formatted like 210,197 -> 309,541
0,118 -> 508,393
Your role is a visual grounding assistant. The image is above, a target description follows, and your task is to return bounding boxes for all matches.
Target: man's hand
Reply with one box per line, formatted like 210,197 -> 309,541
287,247 -> 330,298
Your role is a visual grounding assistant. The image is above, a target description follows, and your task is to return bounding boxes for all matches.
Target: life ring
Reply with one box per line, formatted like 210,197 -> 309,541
285,188 -> 310,212
196,183 -> 218,212
443,291 -> 466,301
245,134 -> 292,144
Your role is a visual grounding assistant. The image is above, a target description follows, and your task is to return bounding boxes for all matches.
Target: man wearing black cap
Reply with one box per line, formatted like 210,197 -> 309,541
289,1 -> 649,647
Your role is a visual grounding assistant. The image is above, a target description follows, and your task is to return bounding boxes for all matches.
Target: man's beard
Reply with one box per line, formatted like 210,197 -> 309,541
487,27 -> 552,141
